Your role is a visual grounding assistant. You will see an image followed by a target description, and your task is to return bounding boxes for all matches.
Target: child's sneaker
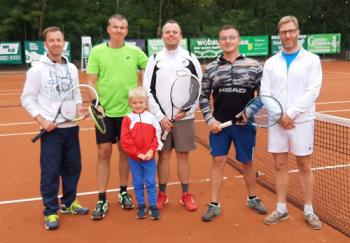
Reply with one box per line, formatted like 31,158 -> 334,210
136,205 -> 148,219
44,214 -> 59,230
149,206 -> 161,220
60,199 -> 89,215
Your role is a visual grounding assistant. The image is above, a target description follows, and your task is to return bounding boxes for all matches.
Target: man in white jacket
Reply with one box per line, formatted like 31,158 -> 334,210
21,27 -> 88,230
261,16 -> 322,230
143,20 -> 202,212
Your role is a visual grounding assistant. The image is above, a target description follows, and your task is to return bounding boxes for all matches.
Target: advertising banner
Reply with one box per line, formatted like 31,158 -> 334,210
189,38 -> 221,59
147,39 -> 188,56
0,42 -> 22,64
25,41 -> 71,64
307,33 -> 341,54
271,35 -> 307,54
239,36 -> 269,56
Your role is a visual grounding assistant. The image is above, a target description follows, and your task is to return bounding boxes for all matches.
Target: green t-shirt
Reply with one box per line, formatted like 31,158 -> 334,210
87,42 -> 148,117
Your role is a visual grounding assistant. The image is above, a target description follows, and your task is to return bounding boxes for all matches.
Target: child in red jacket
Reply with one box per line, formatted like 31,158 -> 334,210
121,87 -> 162,220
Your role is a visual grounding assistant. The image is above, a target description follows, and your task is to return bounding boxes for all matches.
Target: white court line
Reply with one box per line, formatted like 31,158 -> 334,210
0,121 -> 37,126
0,177 -> 228,206
235,164 -> 350,178
317,100 -> 350,105
319,109 -> 350,113
0,127 -> 95,137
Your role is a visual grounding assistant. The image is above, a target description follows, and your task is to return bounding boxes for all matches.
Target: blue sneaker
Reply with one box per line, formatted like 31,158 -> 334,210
61,199 -> 89,215
136,205 -> 147,219
202,203 -> 221,222
44,214 -> 59,230
149,206 -> 161,220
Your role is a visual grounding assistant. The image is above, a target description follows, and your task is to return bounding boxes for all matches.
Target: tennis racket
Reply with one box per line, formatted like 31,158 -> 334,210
31,84 -> 106,143
219,95 -> 283,129
161,70 -> 201,140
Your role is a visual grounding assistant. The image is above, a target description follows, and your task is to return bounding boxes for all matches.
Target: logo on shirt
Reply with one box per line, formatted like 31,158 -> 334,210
218,87 -> 246,93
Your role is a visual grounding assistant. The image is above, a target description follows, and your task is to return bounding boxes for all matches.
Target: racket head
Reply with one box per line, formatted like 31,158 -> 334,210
243,95 -> 283,128
88,106 -> 107,134
170,71 -> 200,113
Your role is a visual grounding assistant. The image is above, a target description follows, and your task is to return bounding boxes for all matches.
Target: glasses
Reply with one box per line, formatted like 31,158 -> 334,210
279,29 -> 298,36
219,35 -> 239,41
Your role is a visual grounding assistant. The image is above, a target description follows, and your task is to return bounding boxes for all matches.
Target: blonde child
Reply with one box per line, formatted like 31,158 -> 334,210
121,87 -> 162,219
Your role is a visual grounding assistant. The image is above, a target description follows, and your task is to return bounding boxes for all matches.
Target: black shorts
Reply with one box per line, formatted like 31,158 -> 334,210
95,116 -> 124,144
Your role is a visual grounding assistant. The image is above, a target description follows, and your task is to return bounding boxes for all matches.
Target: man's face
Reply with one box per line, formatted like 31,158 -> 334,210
219,28 -> 240,54
45,31 -> 64,57
107,18 -> 128,42
279,21 -> 300,52
162,23 -> 182,50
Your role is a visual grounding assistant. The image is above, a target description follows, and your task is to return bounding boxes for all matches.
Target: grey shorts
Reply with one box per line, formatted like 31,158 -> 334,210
162,118 -> 196,152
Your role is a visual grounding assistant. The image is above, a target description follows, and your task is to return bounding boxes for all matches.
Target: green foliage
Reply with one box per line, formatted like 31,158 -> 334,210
1,0 -> 349,60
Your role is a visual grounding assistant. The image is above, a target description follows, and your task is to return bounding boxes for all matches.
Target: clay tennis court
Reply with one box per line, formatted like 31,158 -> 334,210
0,61 -> 349,242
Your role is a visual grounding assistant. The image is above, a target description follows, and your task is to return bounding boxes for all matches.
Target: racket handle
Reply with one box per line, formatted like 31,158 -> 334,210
31,130 -> 46,143
218,121 -> 233,129
161,130 -> 169,141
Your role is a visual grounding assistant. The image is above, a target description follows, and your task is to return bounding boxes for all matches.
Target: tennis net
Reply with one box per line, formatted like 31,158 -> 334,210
195,112 -> 350,237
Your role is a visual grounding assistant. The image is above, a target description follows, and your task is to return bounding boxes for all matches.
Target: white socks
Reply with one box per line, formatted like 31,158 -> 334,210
304,204 -> 314,216
276,202 -> 287,214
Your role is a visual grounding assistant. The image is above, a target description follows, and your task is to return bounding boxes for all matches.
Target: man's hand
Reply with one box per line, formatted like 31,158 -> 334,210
35,115 -> 56,132
77,104 -> 89,119
174,110 -> 186,120
160,117 -> 173,132
209,121 -> 222,134
234,110 -> 248,126
279,113 -> 294,129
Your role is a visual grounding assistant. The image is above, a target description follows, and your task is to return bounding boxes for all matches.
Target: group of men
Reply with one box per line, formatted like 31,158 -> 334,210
21,14 -> 322,231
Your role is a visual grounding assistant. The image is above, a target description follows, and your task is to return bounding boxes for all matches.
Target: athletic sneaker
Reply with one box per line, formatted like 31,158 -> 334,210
118,191 -> 134,210
305,214 -> 322,230
60,199 -> 89,215
136,205 -> 148,219
201,203 -> 221,222
264,210 -> 289,225
91,200 -> 108,220
156,192 -> 168,210
247,197 -> 267,214
180,192 -> 198,211
44,214 -> 59,230
149,206 -> 161,220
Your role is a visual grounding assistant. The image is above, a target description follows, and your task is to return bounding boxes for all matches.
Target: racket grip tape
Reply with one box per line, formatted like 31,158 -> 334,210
31,130 -> 46,143
218,121 -> 233,129
161,130 -> 169,141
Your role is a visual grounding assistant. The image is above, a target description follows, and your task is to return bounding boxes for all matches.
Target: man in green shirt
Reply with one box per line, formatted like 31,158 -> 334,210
87,14 -> 148,220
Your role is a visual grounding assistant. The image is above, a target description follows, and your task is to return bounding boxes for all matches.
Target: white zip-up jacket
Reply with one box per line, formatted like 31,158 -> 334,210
21,55 -> 81,128
143,47 -> 203,122
260,47 -> 322,122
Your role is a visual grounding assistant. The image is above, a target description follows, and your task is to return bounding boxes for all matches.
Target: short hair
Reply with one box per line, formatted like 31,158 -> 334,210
108,14 -> 128,26
128,87 -> 148,101
278,16 -> 299,31
162,20 -> 182,34
42,26 -> 63,41
219,25 -> 240,36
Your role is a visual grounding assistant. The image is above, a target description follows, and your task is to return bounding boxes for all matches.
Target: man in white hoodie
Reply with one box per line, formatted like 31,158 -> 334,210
260,16 -> 322,230
143,20 -> 202,212
21,26 -> 88,230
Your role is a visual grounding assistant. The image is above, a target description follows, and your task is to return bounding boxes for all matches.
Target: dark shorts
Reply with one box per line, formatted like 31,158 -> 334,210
95,116 -> 123,144
209,124 -> 256,163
